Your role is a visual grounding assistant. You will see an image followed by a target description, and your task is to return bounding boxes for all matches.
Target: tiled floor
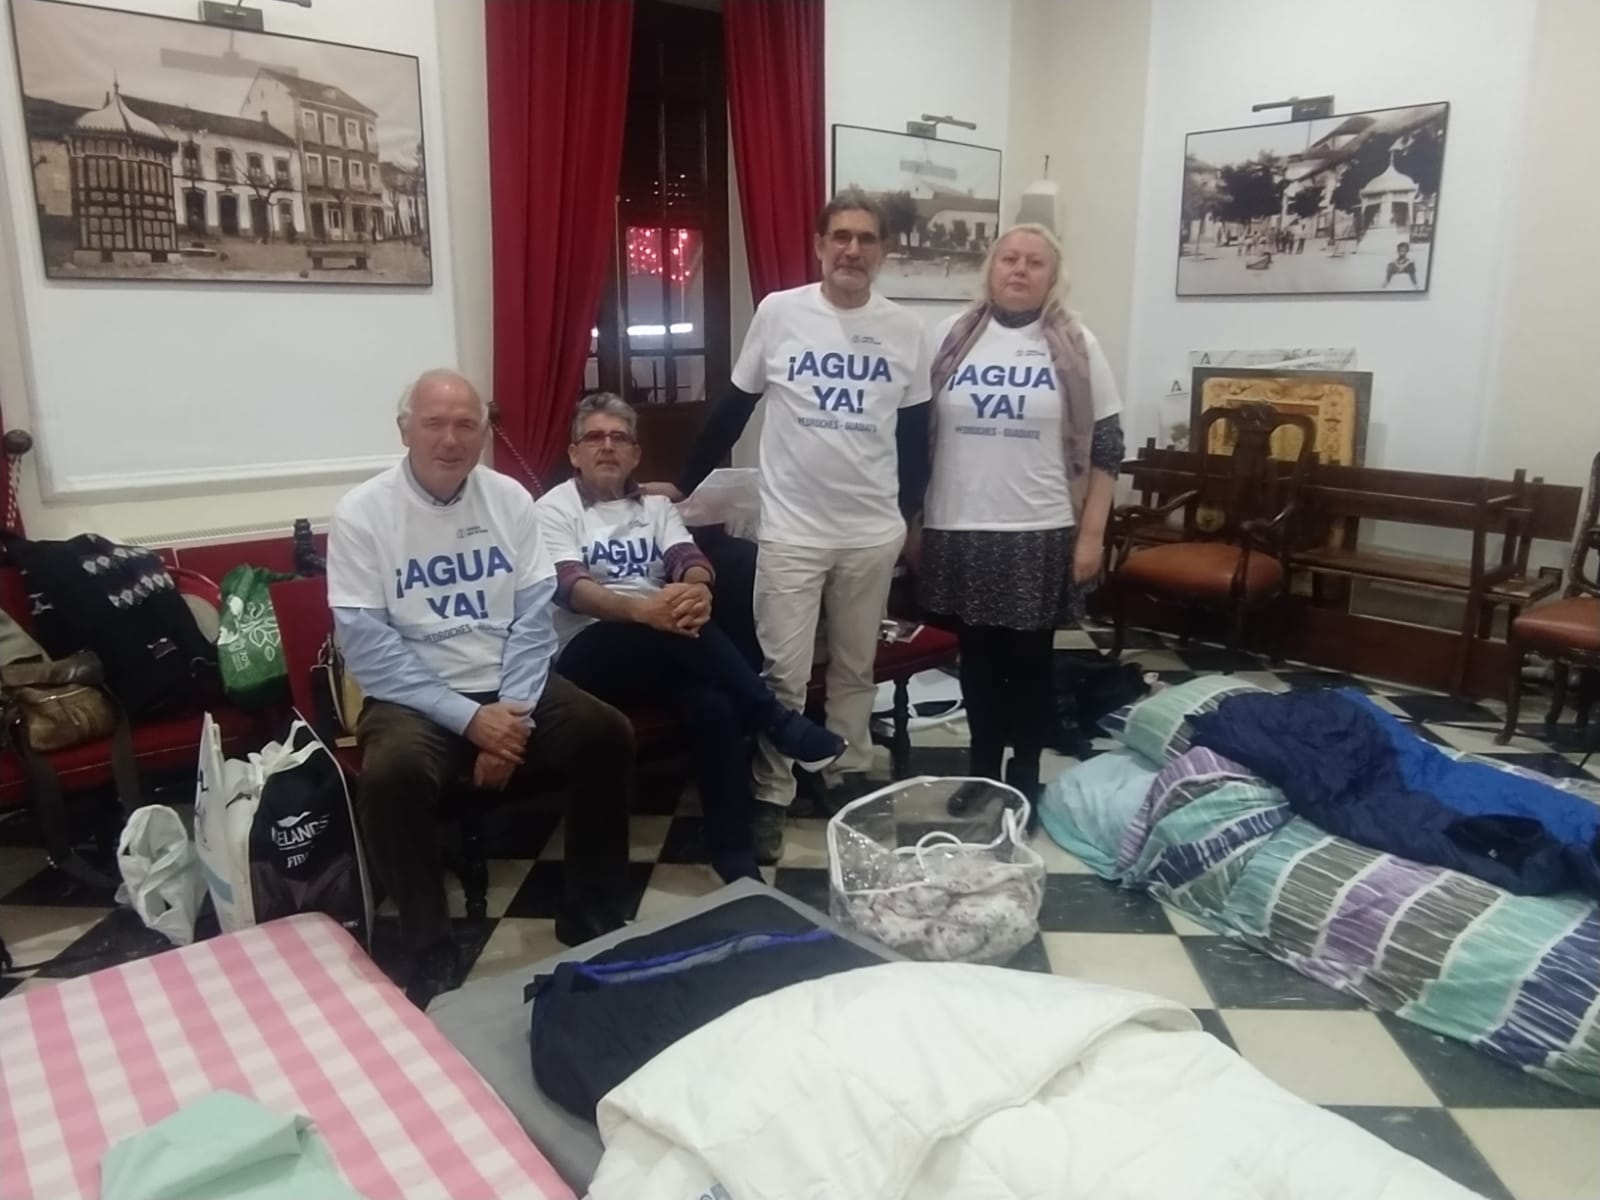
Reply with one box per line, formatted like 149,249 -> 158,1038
2,627 -> 1597,1198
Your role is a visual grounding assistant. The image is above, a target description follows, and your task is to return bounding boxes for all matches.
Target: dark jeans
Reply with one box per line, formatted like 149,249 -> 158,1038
356,675 -> 633,952
691,526 -> 762,670
956,623 -> 1056,790
557,620 -> 776,872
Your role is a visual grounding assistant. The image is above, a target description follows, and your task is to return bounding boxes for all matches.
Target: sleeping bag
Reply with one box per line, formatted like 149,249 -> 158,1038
1189,689 -> 1600,898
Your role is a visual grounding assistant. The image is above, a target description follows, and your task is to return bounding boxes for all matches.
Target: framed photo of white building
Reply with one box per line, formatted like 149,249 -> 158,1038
8,0 -> 431,285
1177,102 -> 1449,297
831,123 -> 1002,302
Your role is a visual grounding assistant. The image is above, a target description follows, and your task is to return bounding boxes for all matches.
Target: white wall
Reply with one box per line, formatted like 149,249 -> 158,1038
1005,0 -> 1150,396
1125,0 -> 1538,477
823,0 -> 1011,334
0,0 -> 491,542
1479,0 -> 1600,487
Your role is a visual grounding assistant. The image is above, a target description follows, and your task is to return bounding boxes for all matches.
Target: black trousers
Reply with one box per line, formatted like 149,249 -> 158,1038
557,620 -> 776,873
356,676 -> 633,952
956,623 -> 1056,790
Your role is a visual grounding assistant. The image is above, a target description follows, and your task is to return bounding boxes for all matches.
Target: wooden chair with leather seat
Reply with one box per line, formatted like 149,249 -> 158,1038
1107,401 -> 1316,659
1500,450 -> 1600,758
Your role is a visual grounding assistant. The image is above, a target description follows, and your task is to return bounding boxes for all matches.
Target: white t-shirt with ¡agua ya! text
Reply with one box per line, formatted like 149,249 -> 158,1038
535,479 -> 696,646
732,283 -> 931,549
924,316 -> 1123,532
326,463 -> 554,693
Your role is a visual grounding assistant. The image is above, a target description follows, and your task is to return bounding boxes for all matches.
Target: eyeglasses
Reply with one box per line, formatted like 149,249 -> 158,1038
827,229 -> 880,248
576,430 -> 636,447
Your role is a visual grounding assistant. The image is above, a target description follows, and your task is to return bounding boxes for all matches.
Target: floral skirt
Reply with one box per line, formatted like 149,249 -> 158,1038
918,526 -> 1085,631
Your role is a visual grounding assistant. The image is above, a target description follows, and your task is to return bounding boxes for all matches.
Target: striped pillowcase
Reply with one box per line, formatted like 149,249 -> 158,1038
1103,676 -> 1265,765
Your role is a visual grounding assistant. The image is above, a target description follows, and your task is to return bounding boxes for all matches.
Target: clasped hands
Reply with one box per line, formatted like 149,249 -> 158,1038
465,699 -> 533,791
635,581 -> 712,638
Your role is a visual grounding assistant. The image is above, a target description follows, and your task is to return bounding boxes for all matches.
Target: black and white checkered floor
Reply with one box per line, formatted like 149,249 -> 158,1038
2,626 -> 1596,1199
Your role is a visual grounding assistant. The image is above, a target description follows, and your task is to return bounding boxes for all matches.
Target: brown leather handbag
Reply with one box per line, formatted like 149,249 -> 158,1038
0,649 -> 143,889
1,652 -> 118,753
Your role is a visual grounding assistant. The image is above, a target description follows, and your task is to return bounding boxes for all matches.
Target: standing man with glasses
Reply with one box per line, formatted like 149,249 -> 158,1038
643,191 -> 932,861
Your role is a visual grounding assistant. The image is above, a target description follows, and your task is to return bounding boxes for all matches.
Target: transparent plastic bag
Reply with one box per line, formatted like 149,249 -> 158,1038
827,777 -> 1045,964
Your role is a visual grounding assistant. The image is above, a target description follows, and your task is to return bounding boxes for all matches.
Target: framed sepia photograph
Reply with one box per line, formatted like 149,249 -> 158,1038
9,0 -> 431,285
831,123 -> 1002,302
1177,102 -> 1448,297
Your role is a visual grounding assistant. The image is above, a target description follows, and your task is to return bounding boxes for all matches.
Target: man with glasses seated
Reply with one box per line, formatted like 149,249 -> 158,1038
643,190 -> 933,861
536,393 -> 844,883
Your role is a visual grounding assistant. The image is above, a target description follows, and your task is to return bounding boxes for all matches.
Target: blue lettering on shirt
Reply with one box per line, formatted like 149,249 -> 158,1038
784,348 -> 895,416
582,536 -> 664,581
948,363 -> 1055,392
394,545 -> 515,598
970,392 -> 1026,419
392,545 -> 514,623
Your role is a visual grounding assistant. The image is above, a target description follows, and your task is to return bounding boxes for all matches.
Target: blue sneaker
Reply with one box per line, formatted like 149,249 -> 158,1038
767,710 -> 846,774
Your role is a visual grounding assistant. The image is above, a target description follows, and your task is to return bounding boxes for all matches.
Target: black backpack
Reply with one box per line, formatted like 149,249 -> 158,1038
2,533 -> 215,718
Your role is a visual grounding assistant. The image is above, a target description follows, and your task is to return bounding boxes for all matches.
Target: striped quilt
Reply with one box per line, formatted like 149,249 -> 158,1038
1065,745 -> 1600,1097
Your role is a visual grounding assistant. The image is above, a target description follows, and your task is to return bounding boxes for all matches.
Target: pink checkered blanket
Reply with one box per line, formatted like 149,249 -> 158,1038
0,914 -> 573,1200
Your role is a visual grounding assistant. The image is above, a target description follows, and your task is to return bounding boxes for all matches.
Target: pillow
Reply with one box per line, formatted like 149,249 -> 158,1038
1104,675 -> 1266,765
1037,748 -> 1161,879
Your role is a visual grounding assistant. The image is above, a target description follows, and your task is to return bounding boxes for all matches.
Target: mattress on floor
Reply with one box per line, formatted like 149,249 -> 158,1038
427,879 -> 899,1193
0,913 -> 572,1200
1044,742 -> 1600,1098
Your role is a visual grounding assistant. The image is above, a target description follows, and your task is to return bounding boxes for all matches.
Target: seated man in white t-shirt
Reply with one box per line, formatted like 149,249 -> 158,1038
326,369 -> 633,1005
647,191 -> 933,862
537,394 -> 844,883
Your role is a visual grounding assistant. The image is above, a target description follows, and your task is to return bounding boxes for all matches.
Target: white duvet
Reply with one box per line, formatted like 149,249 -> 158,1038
589,962 -> 1480,1200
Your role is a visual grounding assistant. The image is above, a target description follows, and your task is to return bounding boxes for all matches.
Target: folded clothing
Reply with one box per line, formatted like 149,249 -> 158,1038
528,894 -> 881,1122
1189,689 -> 1600,898
102,1090 -> 367,1200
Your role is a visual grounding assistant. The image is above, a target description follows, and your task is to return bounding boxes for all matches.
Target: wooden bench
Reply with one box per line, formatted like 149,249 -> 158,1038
1120,444 -> 1578,693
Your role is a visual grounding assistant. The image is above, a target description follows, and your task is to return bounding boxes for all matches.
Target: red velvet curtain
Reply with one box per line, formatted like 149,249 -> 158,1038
725,0 -> 825,301
485,0 -> 634,477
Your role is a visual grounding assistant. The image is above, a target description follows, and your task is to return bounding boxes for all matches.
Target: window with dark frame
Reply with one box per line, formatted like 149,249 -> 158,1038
588,0 -> 729,412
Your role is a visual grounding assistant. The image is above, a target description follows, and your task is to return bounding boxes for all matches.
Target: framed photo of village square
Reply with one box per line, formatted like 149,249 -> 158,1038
1177,102 -> 1449,297
8,0 -> 431,285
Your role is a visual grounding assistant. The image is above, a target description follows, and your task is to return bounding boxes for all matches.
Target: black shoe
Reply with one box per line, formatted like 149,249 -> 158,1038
821,771 -> 880,816
404,937 -> 462,1010
554,903 -> 628,948
711,850 -> 763,884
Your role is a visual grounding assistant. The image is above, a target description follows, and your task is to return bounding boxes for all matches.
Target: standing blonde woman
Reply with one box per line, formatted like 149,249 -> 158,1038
917,223 -> 1124,800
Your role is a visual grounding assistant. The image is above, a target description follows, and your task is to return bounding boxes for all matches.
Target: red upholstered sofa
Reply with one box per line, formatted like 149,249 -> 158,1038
269,573 -> 957,917
270,573 -> 959,780
0,565 -> 255,883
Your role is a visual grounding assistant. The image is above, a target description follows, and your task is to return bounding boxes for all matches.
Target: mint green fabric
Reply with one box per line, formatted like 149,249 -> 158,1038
101,1091 -> 367,1200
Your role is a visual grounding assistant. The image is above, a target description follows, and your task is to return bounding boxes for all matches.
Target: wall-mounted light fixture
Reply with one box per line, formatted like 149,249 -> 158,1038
1250,95 -> 1335,121
906,113 -> 977,139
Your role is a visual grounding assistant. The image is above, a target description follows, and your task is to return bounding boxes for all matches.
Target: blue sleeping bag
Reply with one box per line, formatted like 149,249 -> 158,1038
1188,688 -> 1600,899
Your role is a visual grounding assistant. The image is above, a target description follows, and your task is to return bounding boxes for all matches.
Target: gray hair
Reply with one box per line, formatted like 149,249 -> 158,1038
570,392 -> 637,443
816,188 -> 887,238
397,368 -> 487,425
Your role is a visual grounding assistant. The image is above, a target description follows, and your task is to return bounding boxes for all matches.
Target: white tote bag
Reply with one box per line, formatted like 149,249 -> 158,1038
194,712 -> 259,934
